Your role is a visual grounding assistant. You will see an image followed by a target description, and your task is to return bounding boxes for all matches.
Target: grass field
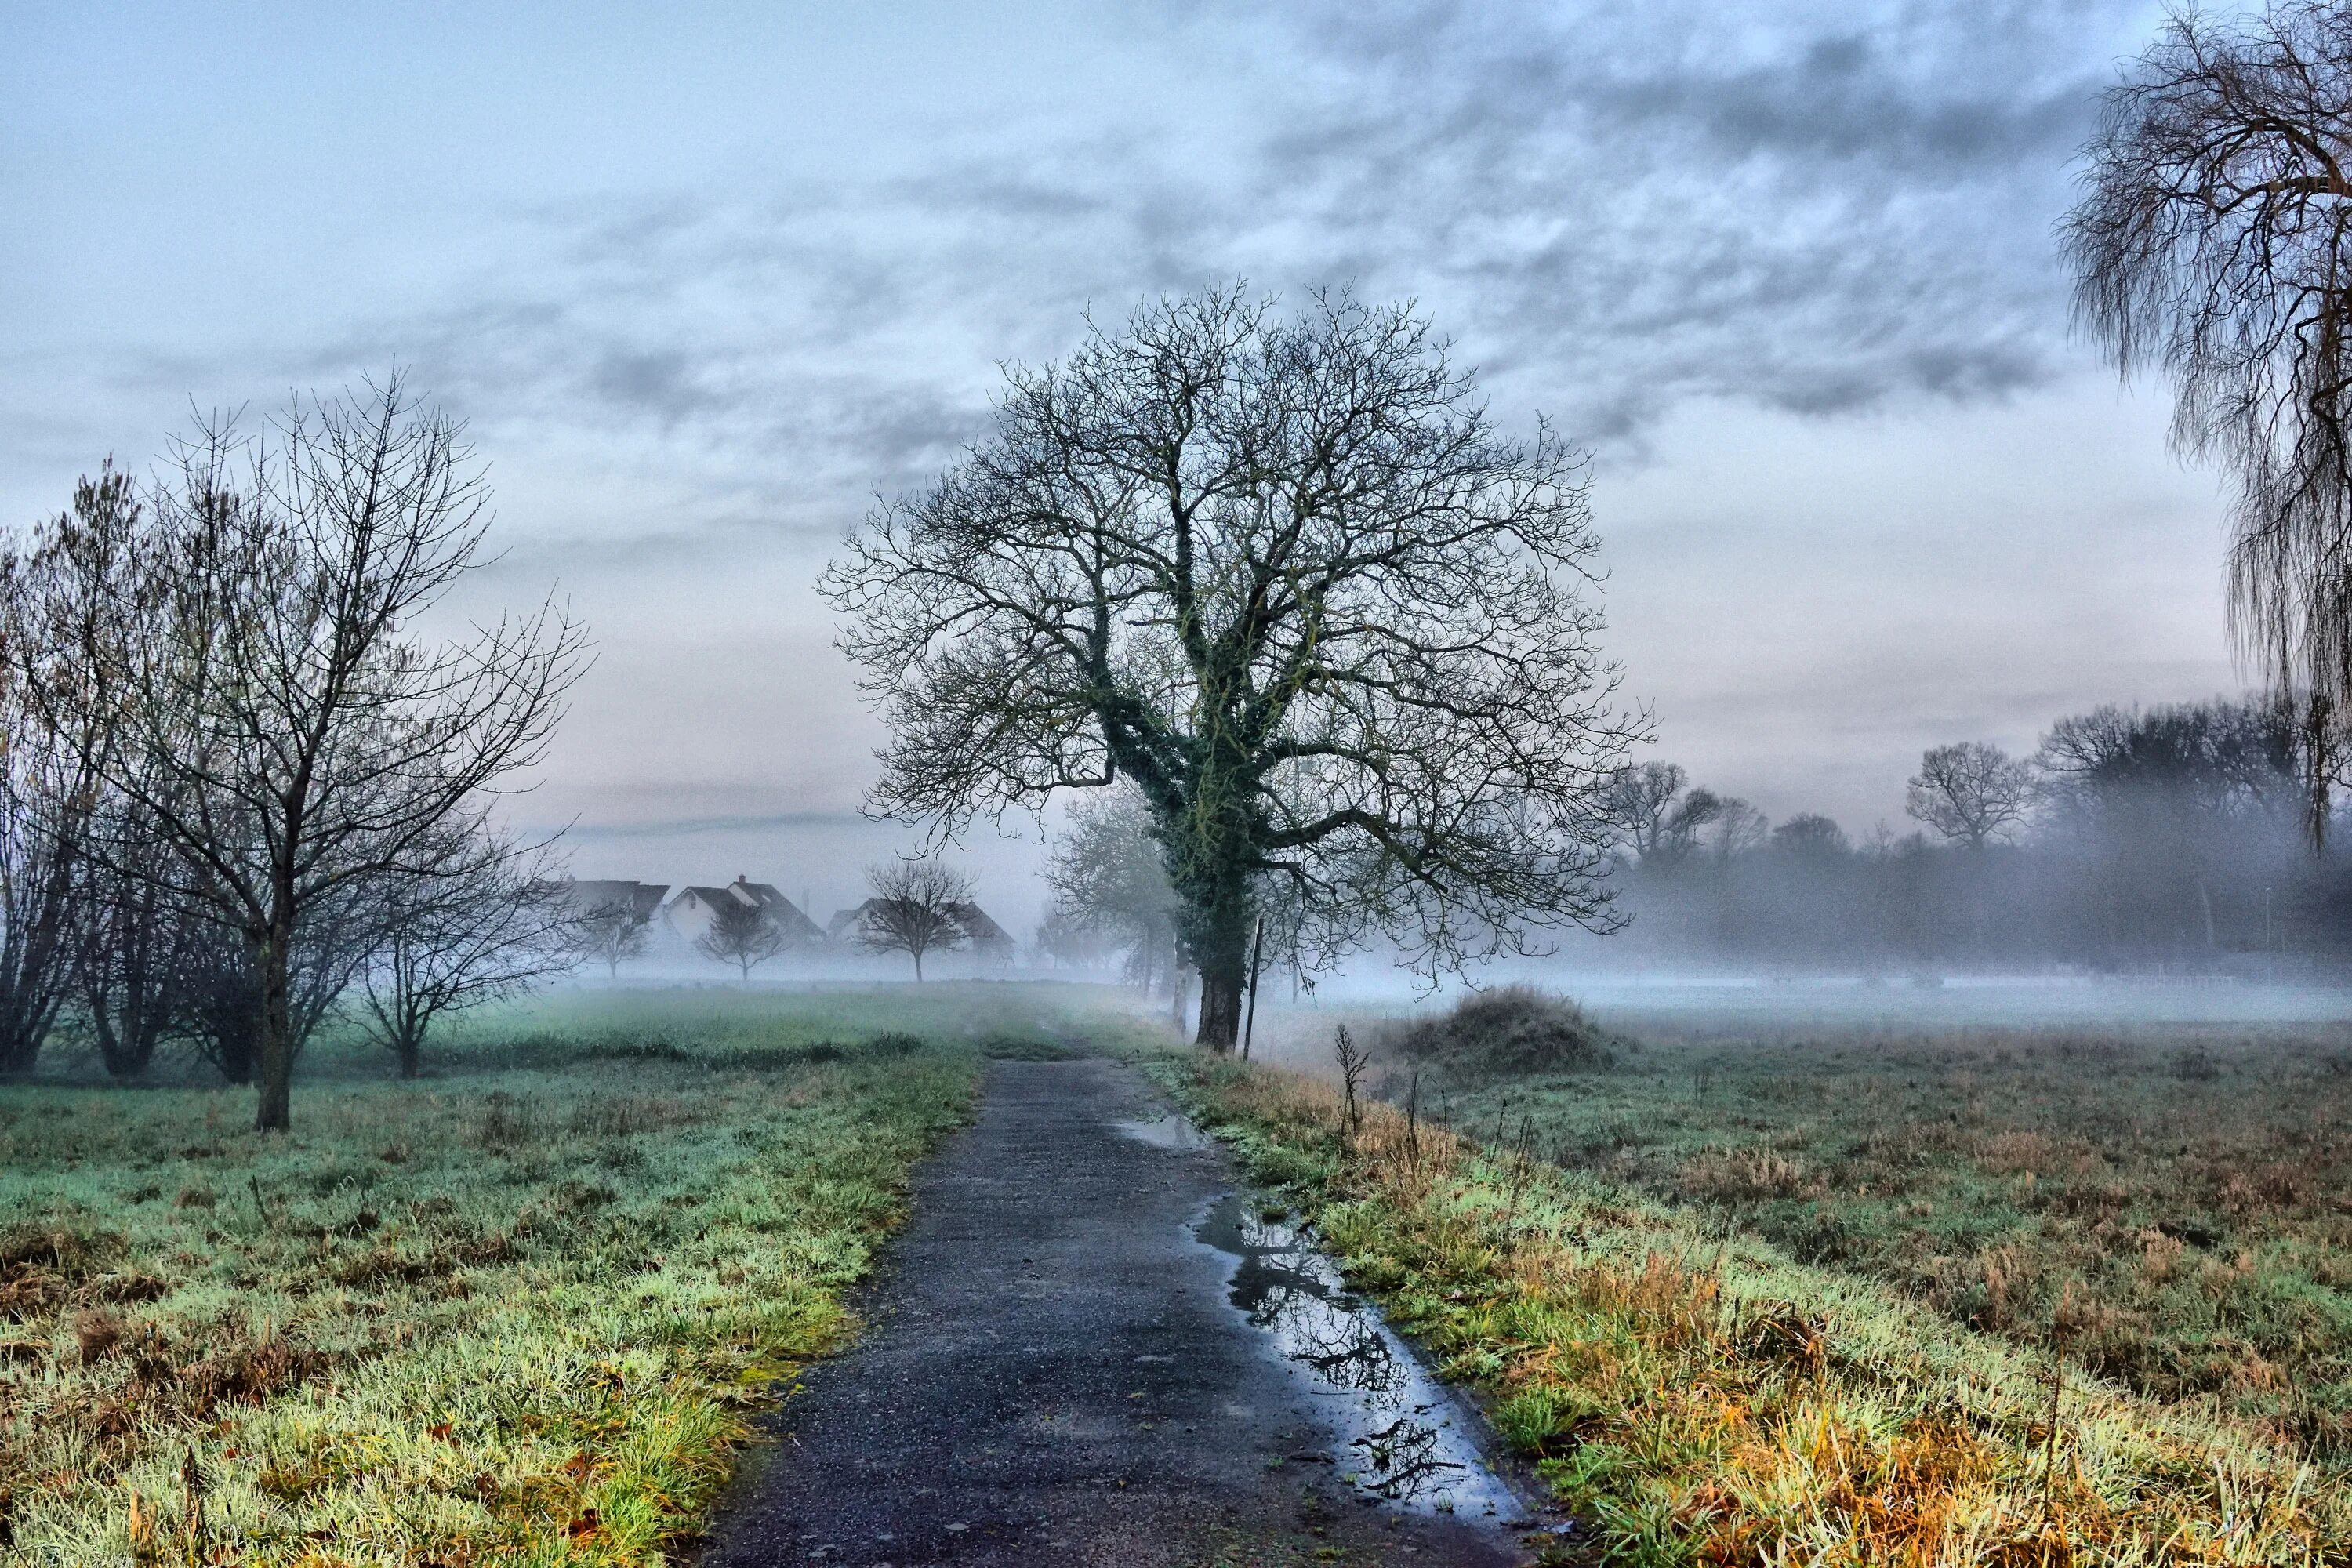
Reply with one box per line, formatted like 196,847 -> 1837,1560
1145,1017 -> 2352,1566
0,984 -> 1098,1567
1412,1013 -> 2352,1450
13,975 -> 2347,1565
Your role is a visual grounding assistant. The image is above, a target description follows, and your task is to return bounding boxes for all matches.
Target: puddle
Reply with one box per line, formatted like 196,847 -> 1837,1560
1193,1193 -> 1528,1523
1113,1113 -> 1218,1151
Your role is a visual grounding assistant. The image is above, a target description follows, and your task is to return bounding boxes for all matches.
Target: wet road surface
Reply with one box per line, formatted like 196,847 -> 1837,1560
699,1056 -> 1537,1567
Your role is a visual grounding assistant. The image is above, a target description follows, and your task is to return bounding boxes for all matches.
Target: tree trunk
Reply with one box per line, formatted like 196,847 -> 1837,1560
397,1025 -> 422,1080
1196,964 -> 1244,1051
1183,885 -> 1251,1050
254,927 -> 295,1133
913,948 -> 924,982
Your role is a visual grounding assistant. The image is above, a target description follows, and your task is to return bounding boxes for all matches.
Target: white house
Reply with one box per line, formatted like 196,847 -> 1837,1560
663,877 -> 826,946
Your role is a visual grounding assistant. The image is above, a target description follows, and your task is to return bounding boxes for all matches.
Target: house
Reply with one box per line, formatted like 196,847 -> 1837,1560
562,880 -> 669,925
948,901 -> 1018,965
664,877 -> 826,946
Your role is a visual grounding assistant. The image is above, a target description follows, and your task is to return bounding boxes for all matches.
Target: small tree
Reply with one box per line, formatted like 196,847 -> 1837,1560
1771,812 -> 1851,859
0,468 -> 132,1074
1906,741 -> 2034,848
75,808 -> 197,1081
361,837 -> 573,1077
695,895 -> 788,981
1708,798 -> 1771,860
1600,761 -> 1690,861
1044,787 -> 1183,993
857,858 -> 971,982
172,887 -> 374,1087
575,896 -> 650,979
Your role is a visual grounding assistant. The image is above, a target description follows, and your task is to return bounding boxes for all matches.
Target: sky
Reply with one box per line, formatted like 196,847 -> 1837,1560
0,0 -> 2235,933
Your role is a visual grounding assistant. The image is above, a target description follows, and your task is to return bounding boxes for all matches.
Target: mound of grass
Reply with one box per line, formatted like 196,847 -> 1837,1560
1145,1047 -> 2352,1565
1385,985 -> 1620,1079
0,991 -> 1023,1566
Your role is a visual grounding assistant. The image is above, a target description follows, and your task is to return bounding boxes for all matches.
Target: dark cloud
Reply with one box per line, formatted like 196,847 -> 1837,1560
97,2 -> 2143,564
1216,0 -> 2136,433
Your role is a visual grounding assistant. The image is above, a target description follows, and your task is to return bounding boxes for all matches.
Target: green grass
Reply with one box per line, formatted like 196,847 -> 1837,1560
1144,1040 -> 2352,1566
0,982 -> 1106,1566
1414,1014 -> 2352,1447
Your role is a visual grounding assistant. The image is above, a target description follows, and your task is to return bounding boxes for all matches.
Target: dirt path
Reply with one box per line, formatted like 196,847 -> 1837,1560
699,1056 -> 1539,1567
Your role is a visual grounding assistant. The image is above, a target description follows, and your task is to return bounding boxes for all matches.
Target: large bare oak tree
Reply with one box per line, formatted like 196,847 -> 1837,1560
825,288 -> 1639,1047
2064,1 -> 2352,836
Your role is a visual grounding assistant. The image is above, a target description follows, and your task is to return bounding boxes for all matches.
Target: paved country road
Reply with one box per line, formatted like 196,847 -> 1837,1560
699,1056 -> 1541,1567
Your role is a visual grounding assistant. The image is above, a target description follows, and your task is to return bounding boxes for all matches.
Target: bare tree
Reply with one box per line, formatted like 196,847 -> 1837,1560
1770,812 -> 1850,859
1044,786 -> 1183,993
0,468 -> 136,1073
695,894 -> 789,981
2063,2 -> 2352,837
856,858 -> 972,982
825,288 -> 1641,1047
0,716 -> 92,1076
1708,798 -> 1771,860
575,896 -> 651,980
360,835 -> 574,1077
172,883 -> 378,1086
1650,786 -> 1727,863
1906,741 -> 2034,848
75,799 -> 198,1081
1600,761 -> 1690,860
20,377 -> 586,1130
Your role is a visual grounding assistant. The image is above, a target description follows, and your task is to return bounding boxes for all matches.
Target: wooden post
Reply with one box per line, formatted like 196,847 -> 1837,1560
1241,914 -> 1266,1061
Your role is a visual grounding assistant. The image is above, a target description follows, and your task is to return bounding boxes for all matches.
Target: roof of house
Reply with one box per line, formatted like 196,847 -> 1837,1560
948,901 -> 1015,948
671,880 -> 826,943
565,880 -> 669,924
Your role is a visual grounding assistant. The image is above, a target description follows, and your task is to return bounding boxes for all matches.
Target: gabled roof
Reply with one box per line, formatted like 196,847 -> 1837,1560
746,884 -> 826,944
565,880 -> 669,924
948,901 -> 1015,946
672,880 -> 826,943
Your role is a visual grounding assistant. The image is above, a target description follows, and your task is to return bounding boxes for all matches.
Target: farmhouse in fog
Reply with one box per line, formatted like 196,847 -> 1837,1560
663,877 -> 826,946
562,879 -> 669,924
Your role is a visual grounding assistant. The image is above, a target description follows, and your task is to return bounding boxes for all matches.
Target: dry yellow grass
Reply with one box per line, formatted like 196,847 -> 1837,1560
1148,1049 -> 2352,1566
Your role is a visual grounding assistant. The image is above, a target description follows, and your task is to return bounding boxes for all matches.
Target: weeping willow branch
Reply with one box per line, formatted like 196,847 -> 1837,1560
2063,0 -> 2352,842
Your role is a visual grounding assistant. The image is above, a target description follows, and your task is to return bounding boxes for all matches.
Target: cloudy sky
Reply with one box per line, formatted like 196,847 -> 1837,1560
1,1 -> 2230,928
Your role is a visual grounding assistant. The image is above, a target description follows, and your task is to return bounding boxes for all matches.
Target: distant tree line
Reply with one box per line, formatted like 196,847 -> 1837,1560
0,378 -> 586,1124
1599,695 -> 2352,971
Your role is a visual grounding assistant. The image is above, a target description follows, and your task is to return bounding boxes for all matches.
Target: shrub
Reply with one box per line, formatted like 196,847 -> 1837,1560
1384,985 -> 1619,1079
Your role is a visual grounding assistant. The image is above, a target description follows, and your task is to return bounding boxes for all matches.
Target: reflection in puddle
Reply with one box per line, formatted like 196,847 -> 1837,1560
1113,1114 -> 1217,1150
1193,1194 -> 1524,1522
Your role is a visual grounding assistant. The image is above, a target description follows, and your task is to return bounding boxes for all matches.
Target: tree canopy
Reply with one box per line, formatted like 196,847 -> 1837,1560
825,286 -> 1640,1044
